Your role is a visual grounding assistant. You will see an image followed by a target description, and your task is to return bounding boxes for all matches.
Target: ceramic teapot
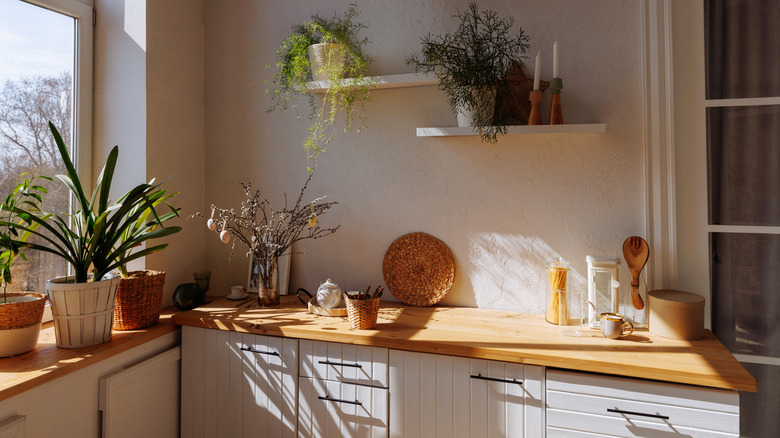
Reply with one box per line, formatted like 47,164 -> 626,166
317,279 -> 342,309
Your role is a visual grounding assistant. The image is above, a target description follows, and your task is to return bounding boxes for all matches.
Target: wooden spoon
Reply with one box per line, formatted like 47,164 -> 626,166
622,236 -> 649,310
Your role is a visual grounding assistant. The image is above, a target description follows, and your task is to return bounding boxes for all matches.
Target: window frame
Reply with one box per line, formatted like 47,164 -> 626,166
21,0 -> 94,187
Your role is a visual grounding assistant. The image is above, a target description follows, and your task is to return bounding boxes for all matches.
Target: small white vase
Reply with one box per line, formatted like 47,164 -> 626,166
308,43 -> 346,82
456,87 -> 496,127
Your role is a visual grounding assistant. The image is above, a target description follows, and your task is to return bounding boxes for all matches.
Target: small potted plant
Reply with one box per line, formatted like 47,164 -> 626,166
113,188 -> 180,330
407,3 -> 530,143
268,3 -> 373,168
0,122 -> 180,348
0,176 -> 49,357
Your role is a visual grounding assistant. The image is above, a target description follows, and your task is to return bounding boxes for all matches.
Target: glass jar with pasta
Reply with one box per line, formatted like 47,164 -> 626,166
546,257 -> 570,324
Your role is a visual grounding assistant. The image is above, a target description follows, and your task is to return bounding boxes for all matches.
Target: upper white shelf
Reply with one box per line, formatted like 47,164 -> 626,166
416,123 -> 607,137
301,72 -> 438,94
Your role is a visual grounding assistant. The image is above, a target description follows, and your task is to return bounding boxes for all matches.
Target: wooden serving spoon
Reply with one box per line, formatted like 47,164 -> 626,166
622,236 -> 649,310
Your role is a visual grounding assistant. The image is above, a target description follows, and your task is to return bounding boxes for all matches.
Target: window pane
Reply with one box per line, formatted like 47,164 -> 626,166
705,0 -> 780,99
0,0 -> 74,291
710,232 -> 780,357
707,105 -> 780,226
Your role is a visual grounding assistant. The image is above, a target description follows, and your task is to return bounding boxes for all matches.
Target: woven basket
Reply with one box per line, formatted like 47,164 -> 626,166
113,270 -> 166,330
0,292 -> 47,330
346,297 -> 380,330
382,232 -> 455,306
47,275 -> 120,348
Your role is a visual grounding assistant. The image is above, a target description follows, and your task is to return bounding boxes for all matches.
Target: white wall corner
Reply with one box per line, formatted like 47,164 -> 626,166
641,0 -> 677,290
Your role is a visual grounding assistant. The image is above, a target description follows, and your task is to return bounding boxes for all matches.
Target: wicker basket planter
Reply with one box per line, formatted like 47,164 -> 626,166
0,292 -> 47,357
113,270 -> 166,330
46,276 -> 120,348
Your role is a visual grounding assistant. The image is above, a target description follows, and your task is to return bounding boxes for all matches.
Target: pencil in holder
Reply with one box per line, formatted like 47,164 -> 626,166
346,297 -> 380,330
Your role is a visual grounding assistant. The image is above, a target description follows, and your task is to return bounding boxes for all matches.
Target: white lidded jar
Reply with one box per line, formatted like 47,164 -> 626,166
586,256 -> 620,328
316,279 -> 342,309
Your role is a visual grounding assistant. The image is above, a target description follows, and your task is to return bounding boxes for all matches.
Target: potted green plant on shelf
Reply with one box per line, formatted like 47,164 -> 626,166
268,3 -> 373,169
0,176 -> 50,357
0,122 -> 181,348
407,2 -> 530,144
113,188 -> 180,331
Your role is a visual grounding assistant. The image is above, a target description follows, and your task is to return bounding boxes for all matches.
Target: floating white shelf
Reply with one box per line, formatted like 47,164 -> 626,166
416,123 -> 607,137
301,72 -> 438,94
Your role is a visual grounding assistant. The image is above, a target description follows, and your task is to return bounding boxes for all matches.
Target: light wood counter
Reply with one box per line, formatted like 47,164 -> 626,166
173,295 -> 756,392
0,311 -> 178,402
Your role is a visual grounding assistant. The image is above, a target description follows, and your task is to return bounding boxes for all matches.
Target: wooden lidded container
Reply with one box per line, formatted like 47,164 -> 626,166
648,290 -> 705,340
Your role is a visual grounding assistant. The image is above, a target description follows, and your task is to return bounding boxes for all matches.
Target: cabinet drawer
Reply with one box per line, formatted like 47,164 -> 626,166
546,369 -> 739,437
297,376 -> 388,438
299,339 -> 388,388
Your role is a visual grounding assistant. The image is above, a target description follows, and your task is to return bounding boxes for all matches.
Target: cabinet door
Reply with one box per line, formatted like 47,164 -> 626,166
388,350 -> 543,438
181,326 -> 297,438
298,377 -> 388,438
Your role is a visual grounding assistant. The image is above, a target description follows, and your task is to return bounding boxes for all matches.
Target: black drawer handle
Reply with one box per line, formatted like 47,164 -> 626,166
607,408 -> 670,420
470,374 -> 523,385
318,360 -> 362,368
318,395 -> 362,406
240,346 -> 280,356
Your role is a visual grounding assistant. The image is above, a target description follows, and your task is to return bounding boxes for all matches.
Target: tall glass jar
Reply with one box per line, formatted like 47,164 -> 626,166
256,257 -> 279,307
545,257 -> 570,324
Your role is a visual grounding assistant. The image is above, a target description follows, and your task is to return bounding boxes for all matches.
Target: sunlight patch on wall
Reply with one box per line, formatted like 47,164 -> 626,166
467,232 -> 587,315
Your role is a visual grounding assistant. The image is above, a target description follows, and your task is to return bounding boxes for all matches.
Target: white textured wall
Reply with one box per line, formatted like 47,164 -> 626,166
202,0 -> 645,317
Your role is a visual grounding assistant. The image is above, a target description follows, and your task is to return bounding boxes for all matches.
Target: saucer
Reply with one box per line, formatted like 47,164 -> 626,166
226,292 -> 249,300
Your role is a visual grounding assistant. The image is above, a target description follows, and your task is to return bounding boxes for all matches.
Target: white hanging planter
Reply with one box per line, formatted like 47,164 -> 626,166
456,86 -> 496,127
0,292 -> 47,357
46,276 -> 120,348
307,43 -> 346,82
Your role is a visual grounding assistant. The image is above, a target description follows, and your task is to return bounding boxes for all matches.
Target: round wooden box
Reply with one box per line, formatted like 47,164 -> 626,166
648,290 -> 705,341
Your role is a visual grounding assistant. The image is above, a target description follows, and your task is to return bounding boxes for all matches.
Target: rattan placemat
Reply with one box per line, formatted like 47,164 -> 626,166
382,232 -> 455,306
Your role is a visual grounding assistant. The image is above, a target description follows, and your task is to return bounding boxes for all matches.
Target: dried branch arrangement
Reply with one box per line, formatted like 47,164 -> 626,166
199,174 -> 340,268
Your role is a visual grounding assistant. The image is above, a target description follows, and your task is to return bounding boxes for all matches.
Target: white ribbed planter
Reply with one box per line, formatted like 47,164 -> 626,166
307,43 -> 345,82
46,276 -> 120,348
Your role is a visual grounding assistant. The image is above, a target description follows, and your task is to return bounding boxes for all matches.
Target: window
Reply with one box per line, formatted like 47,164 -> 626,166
672,1 -> 780,436
0,0 -> 92,291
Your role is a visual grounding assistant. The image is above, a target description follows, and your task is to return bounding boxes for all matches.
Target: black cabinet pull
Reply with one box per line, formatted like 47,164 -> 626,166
470,374 -> 523,385
318,395 -> 362,406
607,408 -> 670,420
240,346 -> 280,356
318,360 -> 362,368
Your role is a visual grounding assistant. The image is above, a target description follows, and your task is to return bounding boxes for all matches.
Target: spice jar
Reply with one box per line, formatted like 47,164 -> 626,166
546,257 -> 570,324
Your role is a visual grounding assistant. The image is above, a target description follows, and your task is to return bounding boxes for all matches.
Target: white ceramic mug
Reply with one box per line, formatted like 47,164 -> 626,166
600,313 -> 634,339
229,285 -> 244,299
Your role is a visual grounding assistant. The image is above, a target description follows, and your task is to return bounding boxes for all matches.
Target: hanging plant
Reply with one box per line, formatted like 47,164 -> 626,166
268,3 -> 374,169
407,3 -> 530,143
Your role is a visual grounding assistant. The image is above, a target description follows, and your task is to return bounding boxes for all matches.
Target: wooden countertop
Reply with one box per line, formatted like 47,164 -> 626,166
0,311 -> 178,402
173,295 -> 757,392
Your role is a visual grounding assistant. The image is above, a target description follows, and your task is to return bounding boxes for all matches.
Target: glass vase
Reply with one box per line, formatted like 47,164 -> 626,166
256,257 -> 280,307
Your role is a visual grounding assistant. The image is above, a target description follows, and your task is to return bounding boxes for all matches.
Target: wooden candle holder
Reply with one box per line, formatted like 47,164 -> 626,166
528,90 -> 542,125
549,78 -> 563,125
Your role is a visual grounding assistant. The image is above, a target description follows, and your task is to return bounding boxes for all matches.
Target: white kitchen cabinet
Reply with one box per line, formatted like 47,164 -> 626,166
180,326 -> 298,438
299,339 -> 388,388
298,340 -> 389,437
546,369 -> 740,437
297,377 -> 388,438
388,350 -> 544,438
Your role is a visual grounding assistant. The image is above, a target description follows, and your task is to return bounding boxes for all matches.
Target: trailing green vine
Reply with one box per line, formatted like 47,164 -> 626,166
268,4 -> 374,170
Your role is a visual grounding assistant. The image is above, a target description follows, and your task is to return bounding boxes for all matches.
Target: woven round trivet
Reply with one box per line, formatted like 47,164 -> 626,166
382,232 -> 455,306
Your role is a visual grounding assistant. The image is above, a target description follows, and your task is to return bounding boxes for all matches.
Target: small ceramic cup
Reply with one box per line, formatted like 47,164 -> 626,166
229,285 -> 245,299
600,313 -> 634,339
